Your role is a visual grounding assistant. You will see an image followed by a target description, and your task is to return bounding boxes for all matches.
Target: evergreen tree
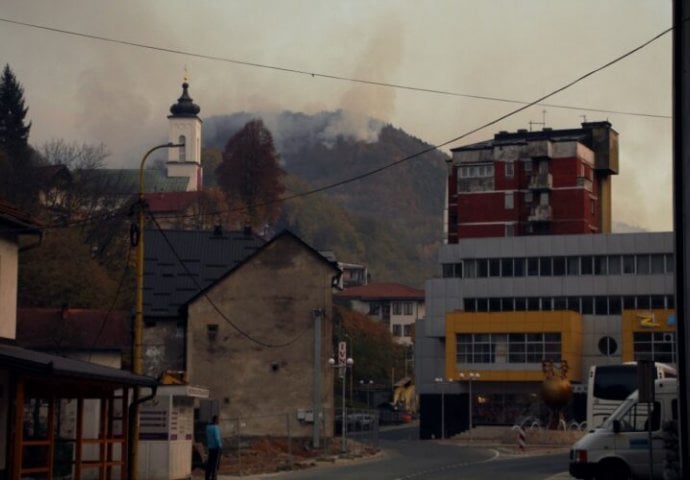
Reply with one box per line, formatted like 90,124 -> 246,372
0,64 -> 31,161
216,119 -> 285,228
0,64 -> 37,209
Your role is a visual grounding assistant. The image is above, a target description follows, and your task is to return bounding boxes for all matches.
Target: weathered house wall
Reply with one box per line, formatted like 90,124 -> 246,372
187,234 -> 337,438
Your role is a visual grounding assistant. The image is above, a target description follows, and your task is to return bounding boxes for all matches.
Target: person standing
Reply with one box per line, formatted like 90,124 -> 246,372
205,415 -> 222,480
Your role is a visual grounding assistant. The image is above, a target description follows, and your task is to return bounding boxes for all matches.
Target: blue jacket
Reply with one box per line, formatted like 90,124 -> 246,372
206,423 -> 222,449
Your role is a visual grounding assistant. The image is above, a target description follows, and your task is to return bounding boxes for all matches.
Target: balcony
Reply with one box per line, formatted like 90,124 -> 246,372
528,173 -> 553,190
576,176 -> 593,192
528,204 -> 552,222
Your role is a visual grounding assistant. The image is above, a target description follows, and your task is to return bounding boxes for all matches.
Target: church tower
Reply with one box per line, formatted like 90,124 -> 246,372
167,80 -> 202,191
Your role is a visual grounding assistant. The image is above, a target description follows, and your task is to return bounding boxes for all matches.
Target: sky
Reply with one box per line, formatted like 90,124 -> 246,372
0,0 -> 673,231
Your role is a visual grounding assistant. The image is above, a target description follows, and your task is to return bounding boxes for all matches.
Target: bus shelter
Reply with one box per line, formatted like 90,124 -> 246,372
1,343 -> 157,480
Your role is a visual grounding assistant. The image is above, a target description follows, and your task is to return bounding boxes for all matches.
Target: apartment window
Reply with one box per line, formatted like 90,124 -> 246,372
515,297 -> 527,311
489,298 -> 501,311
634,332 -> 677,364
623,296 -> 636,310
393,302 -> 402,315
637,255 -> 651,275
594,296 -> 609,315
554,297 -> 567,310
638,296 -> 651,309
608,255 -> 622,275
403,324 -> 413,337
665,254 -> 675,273
622,255 -> 635,274
581,297 -> 593,315
593,256 -> 608,275
505,223 -> 515,237
477,259 -> 488,277
392,324 -> 402,337
505,162 -> 514,178
609,297 -> 622,315
651,295 -> 665,309
590,199 -> 595,214
567,297 -> 580,312
504,192 -> 514,209
567,256 -> 580,275
464,298 -> 476,312
540,257 -> 552,276
501,297 -> 514,311
514,257 -> 526,277
553,257 -> 566,276
501,258 -> 514,277
527,297 -> 540,310
524,191 -> 533,203
464,260 -> 477,278
403,302 -> 414,315
650,254 -> 665,274
524,160 -> 533,173
489,258 -> 501,277
442,263 -> 463,278
581,256 -> 593,275
456,332 -> 561,364
527,257 -> 539,276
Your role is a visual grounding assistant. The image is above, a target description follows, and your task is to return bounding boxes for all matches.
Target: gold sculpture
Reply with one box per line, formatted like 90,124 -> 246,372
540,360 -> 572,429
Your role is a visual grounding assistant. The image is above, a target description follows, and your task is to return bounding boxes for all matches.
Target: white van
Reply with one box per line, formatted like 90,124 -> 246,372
569,378 -> 678,480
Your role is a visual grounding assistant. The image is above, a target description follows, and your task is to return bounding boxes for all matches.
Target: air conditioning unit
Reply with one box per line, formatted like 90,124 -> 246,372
663,333 -> 674,343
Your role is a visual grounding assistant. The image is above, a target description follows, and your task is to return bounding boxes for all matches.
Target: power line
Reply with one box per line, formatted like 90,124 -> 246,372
148,210 -> 310,349
0,16 -> 671,119
153,22 -> 674,222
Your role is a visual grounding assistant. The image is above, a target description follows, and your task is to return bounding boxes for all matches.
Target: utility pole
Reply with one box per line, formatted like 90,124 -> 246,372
673,1 -> 690,476
128,142 -> 183,480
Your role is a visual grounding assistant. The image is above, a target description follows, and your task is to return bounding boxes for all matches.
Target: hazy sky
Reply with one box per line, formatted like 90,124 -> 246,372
0,1 -> 672,231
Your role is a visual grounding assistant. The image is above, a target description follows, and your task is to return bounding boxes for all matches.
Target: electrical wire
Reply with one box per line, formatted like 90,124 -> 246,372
148,210 -> 311,348
151,22 -> 674,222
86,241 -> 133,361
0,16 -> 671,119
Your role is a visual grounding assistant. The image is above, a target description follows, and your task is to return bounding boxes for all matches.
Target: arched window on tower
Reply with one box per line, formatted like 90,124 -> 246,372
179,135 -> 186,161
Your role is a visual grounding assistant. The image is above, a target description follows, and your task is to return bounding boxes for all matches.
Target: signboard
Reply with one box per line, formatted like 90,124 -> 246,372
338,341 -> 347,366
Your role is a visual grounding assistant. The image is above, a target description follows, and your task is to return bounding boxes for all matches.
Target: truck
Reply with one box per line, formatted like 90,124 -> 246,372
569,377 -> 678,480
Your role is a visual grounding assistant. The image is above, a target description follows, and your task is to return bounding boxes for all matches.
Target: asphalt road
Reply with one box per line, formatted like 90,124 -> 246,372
227,424 -> 574,480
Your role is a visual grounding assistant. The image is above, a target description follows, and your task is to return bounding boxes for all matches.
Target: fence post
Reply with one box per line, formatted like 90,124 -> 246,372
286,413 -> 293,470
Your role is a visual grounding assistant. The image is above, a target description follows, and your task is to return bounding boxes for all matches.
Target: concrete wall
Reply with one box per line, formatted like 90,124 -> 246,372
186,235 -> 336,438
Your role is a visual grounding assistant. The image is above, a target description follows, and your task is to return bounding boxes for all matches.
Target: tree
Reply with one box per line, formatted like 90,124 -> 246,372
216,119 -> 285,228
18,228 -> 132,309
0,64 -> 40,210
0,64 -> 31,161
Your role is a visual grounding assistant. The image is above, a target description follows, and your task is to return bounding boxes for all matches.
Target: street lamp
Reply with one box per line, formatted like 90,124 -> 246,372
434,377 -> 452,439
329,343 -> 354,453
360,379 -> 374,407
129,142 -> 184,480
459,372 -> 480,434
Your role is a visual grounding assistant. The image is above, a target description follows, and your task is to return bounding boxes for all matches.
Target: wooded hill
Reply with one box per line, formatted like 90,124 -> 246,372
203,111 -> 449,288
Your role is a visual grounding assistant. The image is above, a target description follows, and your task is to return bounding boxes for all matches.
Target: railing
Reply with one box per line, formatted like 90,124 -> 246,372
528,173 -> 553,190
528,205 -> 552,222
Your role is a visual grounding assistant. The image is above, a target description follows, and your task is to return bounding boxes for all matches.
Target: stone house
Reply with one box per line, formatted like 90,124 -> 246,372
142,228 -> 340,439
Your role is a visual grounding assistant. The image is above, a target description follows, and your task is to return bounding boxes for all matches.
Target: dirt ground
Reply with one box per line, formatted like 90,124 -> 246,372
192,436 -> 379,478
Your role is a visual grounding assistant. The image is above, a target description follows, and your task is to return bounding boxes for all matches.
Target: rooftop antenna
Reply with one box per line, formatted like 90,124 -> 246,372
529,110 -> 547,131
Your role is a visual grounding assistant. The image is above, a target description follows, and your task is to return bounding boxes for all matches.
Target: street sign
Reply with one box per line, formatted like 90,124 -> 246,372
338,341 -> 347,366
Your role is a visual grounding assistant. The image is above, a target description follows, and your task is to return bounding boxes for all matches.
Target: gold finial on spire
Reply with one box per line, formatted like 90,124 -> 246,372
183,65 -> 188,83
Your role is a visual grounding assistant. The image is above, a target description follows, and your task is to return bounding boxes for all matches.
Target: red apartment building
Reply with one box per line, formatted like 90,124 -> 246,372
446,121 -> 619,242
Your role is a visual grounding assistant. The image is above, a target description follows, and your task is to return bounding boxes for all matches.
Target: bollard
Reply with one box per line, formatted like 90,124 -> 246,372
517,426 -> 527,452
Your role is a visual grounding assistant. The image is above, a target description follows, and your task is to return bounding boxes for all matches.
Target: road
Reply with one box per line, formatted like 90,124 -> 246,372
229,424 -> 574,480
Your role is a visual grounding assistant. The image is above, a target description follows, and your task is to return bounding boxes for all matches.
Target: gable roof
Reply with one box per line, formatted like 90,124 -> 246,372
184,229 -> 341,307
144,228 -> 266,317
336,282 -> 425,301
16,308 -> 130,352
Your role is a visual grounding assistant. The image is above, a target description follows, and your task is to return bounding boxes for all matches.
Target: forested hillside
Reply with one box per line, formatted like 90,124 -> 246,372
204,111 -> 449,287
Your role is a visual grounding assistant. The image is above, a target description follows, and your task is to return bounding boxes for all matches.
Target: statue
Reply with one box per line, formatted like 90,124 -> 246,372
540,360 -> 572,429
